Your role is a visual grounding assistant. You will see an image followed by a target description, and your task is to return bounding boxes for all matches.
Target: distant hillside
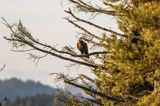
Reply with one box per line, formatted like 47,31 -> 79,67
12,93 -> 61,106
0,78 -> 56,102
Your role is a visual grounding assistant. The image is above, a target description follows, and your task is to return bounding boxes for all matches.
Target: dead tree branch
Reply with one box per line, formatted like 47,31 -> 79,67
4,36 -> 99,69
65,18 -> 101,40
2,18 -> 110,70
65,9 -> 126,37
10,49 -> 35,52
64,79 -> 124,102
68,0 -> 117,15
103,1 -> 115,7
52,73 -> 124,102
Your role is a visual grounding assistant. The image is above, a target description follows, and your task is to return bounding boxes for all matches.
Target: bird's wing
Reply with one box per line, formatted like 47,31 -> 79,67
77,42 -> 81,50
83,42 -> 88,53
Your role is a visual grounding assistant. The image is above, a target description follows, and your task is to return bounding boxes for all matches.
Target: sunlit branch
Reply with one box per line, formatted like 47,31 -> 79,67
4,37 -> 100,69
2,18 -> 110,69
55,83 -> 102,105
80,36 -> 107,47
65,9 -> 126,37
63,46 -> 95,65
3,17 -> 103,56
103,1 -> 115,7
11,44 -> 108,58
79,74 -> 94,82
64,79 -> 124,102
51,72 -> 120,103
65,18 -> 101,40
68,0 -> 117,15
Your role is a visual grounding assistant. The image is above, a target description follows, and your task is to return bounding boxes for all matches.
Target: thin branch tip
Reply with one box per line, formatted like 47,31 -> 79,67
0,64 -> 6,71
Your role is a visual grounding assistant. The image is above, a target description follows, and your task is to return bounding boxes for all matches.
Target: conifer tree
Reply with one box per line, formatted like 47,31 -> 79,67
2,0 -> 160,105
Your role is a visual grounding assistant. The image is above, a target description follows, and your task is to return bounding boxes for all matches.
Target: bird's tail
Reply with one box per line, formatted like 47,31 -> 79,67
85,53 -> 89,58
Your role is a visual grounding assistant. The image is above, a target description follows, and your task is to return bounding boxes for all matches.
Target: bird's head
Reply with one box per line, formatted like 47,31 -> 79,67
78,37 -> 84,42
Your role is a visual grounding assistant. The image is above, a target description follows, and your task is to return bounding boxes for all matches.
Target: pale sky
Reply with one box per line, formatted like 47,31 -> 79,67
0,0 -> 119,88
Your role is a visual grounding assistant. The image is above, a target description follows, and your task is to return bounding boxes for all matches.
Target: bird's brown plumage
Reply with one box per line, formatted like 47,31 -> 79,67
77,38 -> 89,58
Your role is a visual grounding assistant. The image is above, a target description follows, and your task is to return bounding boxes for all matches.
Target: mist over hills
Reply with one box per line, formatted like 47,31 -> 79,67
0,78 -> 55,102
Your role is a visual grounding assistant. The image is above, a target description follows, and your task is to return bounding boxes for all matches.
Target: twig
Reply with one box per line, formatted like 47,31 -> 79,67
65,18 -> 101,40
0,64 -> 5,71
103,1 -> 115,7
68,0 -> 117,15
65,9 -> 126,37
10,49 -> 35,52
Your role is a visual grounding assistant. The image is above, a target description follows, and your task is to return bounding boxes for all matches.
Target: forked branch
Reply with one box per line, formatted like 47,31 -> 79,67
68,0 -> 117,15
65,9 -> 126,37
64,79 -> 124,102
2,18 -> 109,70
52,73 -> 124,102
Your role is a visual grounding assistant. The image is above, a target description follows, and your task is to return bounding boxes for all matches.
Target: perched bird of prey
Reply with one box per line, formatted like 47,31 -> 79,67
77,38 -> 89,58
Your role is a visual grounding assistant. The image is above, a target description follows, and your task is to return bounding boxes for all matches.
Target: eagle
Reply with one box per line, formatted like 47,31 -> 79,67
77,38 -> 89,58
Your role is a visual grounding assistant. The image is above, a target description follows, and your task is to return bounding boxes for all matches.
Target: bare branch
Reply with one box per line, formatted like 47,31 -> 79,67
4,36 -> 100,69
55,88 -> 101,105
79,74 -> 94,82
2,18 -> 111,70
4,18 -> 106,59
10,41 -> 108,58
64,79 -> 124,102
65,18 -> 101,40
68,0 -> 117,15
10,49 -> 35,52
81,36 -> 107,47
0,64 -> 5,71
51,73 -> 124,102
65,9 -> 126,37
28,51 -> 50,66
103,1 -> 115,7
51,73 -> 100,105
67,51 -> 109,58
